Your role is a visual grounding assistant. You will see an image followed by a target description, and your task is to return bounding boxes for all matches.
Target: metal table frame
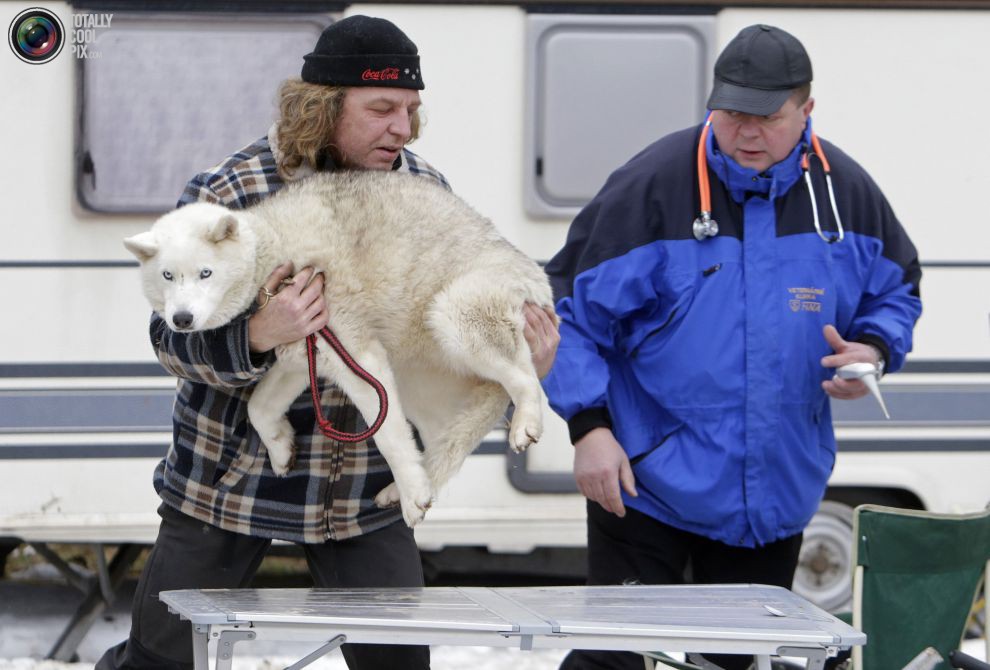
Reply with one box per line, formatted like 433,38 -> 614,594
160,584 -> 865,670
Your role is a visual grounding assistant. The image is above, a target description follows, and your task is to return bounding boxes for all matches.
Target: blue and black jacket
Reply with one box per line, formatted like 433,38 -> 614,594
543,121 -> 922,547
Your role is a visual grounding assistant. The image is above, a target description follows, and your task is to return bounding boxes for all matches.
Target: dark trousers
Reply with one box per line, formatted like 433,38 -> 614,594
560,502 -> 803,670
96,503 -> 429,670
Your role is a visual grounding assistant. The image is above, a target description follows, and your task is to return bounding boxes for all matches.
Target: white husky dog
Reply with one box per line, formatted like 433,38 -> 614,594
124,171 -> 554,527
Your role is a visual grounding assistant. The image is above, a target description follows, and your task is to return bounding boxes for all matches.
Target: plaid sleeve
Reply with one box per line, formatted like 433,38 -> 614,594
151,312 -> 272,388
401,149 -> 451,191
176,171 -> 267,210
177,173 -> 224,208
177,136 -> 278,210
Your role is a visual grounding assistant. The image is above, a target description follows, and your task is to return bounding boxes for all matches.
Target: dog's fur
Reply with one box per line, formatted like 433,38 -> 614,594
124,171 -> 554,527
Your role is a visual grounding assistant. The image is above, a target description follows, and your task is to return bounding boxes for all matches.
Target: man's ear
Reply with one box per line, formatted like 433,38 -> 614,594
123,232 -> 158,262
208,213 -> 239,243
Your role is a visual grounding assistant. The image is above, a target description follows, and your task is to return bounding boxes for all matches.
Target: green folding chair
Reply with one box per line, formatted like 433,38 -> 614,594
851,504 -> 990,670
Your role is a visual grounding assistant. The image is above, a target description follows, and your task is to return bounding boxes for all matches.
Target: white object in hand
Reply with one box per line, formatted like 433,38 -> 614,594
835,362 -> 890,420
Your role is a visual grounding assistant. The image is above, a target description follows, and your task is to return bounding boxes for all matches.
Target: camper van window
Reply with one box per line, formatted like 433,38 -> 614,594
75,12 -> 331,213
523,14 -> 715,219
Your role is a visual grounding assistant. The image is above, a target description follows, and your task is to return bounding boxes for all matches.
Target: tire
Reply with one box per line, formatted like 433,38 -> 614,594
793,500 -> 855,613
0,538 -> 21,578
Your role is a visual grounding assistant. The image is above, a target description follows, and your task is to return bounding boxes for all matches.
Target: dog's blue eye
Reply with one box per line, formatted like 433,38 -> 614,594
162,271 -> 173,281
200,269 -> 212,280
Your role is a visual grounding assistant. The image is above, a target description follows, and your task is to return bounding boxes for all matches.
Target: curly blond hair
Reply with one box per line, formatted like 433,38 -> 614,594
275,79 -> 422,176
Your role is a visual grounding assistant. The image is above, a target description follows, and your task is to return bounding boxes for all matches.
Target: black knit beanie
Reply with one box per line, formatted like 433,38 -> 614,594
302,15 -> 424,90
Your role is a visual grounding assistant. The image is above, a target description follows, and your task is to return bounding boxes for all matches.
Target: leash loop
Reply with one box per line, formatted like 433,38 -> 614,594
306,327 -> 388,443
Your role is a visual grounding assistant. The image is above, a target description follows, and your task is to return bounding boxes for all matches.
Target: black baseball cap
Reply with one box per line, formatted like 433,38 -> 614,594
707,25 -> 812,115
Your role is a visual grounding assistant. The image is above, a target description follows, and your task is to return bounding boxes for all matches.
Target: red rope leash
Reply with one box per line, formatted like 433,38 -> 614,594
306,326 -> 388,442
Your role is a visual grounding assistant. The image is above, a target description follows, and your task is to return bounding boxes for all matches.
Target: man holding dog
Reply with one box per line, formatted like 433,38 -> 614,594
543,25 -> 922,670
98,15 -> 558,670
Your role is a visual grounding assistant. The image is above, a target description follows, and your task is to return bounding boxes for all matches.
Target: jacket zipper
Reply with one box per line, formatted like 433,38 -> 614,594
630,307 -> 679,358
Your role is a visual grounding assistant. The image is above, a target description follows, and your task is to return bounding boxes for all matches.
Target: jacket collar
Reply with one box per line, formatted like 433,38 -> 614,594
705,118 -> 812,203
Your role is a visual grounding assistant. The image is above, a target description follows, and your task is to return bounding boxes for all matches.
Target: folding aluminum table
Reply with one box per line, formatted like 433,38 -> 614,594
160,584 -> 865,670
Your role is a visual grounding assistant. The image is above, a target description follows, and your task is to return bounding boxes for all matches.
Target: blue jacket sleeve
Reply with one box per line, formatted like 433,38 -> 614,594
542,178 -> 669,433
843,172 -> 922,372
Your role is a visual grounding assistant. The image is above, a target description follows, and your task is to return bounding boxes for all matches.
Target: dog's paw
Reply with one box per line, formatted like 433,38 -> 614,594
374,482 -> 401,508
375,476 -> 433,527
509,418 -> 542,453
408,468 -> 434,502
263,425 -> 296,477
267,447 -> 295,477
400,492 -> 433,528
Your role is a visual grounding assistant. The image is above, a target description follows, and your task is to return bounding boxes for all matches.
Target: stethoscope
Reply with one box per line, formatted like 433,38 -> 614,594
693,113 -> 845,244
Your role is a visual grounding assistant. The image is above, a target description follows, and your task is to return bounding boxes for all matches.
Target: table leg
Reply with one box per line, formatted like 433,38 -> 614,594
192,625 -> 210,670
284,634 -> 347,670
777,646 -> 829,670
215,629 -> 256,670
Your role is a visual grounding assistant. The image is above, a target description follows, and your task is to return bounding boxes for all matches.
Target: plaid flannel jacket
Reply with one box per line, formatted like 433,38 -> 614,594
151,123 -> 449,543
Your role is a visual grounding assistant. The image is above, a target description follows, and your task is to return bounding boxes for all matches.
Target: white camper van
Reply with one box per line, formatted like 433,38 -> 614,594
2,0 -> 988,655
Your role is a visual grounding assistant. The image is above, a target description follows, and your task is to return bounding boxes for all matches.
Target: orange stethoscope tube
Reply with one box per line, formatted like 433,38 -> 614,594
692,117 -> 717,241
695,113 -> 845,243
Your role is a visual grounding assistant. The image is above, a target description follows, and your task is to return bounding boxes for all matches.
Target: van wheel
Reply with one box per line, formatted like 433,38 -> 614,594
0,538 -> 20,578
793,500 -> 855,613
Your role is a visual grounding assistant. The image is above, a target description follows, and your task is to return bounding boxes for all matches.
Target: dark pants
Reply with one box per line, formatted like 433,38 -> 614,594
96,503 -> 429,670
560,502 -> 804,670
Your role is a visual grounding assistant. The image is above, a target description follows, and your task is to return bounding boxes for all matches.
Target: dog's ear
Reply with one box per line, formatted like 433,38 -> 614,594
123,232 -> 158,262
207,213 -> 239,244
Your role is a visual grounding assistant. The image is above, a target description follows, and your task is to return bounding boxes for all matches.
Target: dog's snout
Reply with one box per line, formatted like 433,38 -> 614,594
172,311 -> 194,330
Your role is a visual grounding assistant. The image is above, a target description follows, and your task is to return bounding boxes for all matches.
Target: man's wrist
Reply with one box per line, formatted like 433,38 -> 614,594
865,343 -> 886,376
567,407 -> 612,445
247,313 -> 276,354
854,334 -> 890,377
